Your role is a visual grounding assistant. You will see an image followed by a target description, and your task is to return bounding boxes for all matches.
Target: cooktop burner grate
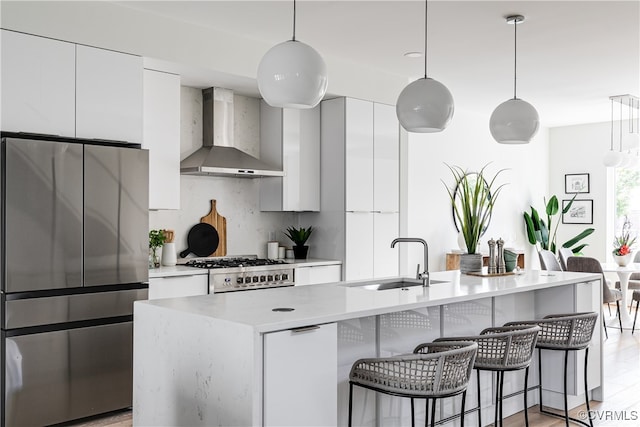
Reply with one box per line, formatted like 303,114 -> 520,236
185,257 -> 287,269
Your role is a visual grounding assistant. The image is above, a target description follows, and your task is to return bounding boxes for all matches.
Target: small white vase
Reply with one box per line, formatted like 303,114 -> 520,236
161,242 -> 177,266
613,253 -> 633,267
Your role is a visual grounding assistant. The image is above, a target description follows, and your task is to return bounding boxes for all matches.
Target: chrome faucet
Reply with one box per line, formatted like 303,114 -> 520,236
391,237 -> 429,287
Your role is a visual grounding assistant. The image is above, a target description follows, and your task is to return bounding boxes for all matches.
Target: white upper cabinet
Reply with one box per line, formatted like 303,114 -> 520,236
76,45 -> 143,143
143,69 -> 180,210
260,101 -> 320,212
1,30 -> 76,137
373,103 -> 400,213
345,98 -> 374,212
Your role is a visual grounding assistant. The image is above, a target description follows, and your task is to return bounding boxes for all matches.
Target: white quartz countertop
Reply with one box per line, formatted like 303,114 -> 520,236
137,270 -> 600,333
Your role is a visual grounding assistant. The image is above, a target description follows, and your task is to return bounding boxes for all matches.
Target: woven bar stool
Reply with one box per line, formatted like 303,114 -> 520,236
348,341 -> 477,427
432,325 -> 540,427
505,312 -> 598,427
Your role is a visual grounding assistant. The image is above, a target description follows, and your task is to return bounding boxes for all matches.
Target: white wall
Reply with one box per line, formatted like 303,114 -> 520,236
403,107 -> 549,272
548,121 -> 613,263
149,87 -> 295,258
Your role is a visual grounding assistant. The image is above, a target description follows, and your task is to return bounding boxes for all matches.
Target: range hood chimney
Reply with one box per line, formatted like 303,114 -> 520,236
180,87 -> 284,177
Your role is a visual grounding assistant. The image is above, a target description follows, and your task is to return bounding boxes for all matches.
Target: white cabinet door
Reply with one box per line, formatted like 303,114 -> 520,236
264,323 -> 337,426
345,212 -> 374,280
373,103 -> 399,213
1,30 -> 76,137
345,98 -> 374,212
148,275 -> 208,300
260,103 -> 320,212
295,264 -> 342,286
76,45 -> 143,143
373,212 -> 400,278
143,69 -> 180,210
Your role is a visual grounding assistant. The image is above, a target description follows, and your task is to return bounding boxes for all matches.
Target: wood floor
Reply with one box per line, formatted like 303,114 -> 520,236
71,310 -> 640,427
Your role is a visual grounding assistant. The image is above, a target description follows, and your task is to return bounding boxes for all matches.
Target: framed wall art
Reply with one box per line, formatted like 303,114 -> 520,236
562,199 -> 593,224
565,173 -> 590,194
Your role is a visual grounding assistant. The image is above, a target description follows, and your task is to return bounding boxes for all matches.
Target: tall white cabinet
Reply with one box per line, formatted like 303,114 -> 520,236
143,69 -> 180,210
309,98 -> 399,280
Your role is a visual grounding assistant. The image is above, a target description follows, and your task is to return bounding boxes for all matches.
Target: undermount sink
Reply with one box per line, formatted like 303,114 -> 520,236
345,278 -> 449,291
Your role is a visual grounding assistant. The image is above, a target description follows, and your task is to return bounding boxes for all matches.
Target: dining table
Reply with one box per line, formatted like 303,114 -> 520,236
601,262 -> 640,328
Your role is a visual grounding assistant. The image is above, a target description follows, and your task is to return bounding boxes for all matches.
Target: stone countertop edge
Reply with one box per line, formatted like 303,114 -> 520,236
148,265 -> 208,278
149,259 -> 341,278
136,270 -> 601,333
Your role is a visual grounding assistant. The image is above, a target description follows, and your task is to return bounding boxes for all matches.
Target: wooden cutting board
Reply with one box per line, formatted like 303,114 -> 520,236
200,199 -> 227,257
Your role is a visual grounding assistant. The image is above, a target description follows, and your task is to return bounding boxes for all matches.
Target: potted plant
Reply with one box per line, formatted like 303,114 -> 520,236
284,226 -> 314,259
149,229 -> 166,268
613,216 -> 636,266
443,163 -> 507,273
523,195 -> 594,254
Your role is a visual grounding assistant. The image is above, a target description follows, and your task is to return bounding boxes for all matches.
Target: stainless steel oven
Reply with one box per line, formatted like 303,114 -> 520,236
182,256 -> 295,293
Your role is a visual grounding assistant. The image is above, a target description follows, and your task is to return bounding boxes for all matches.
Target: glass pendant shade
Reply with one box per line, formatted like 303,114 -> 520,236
603,149 -> 622,167
489,98 -> 540,144
257,40 -> 327,109
396,77 -> 455,133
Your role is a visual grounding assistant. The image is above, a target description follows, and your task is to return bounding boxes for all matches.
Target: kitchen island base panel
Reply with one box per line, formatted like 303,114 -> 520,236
133,272 -> 603,426
133,302 -> 261,427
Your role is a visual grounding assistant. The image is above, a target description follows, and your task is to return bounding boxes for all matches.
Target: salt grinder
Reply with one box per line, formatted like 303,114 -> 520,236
497,238 -> 506,274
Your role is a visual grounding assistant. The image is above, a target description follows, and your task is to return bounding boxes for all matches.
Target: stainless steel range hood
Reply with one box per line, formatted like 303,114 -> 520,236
180,87 -> 284,178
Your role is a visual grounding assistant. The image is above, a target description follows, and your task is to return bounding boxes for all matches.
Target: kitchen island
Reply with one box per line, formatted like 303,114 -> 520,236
133,269 -> 603,427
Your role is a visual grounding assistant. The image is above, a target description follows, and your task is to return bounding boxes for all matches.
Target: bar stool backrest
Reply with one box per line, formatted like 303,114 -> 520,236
505,312 -> 598,350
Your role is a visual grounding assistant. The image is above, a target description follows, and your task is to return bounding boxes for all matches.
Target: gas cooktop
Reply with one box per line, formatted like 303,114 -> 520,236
183,256 -> 287,269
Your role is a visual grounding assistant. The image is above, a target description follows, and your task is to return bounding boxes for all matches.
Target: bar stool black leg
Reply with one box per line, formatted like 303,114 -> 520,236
461,390 -> 467,427
348,383 -> 353,427
494,371 -> 500,427
499,371 -> 505,427
476,370 -> 482,427
584,348 -> 593,427
602,309 -> 608,339
424,398 -> 429,427
563,350 -> 570,427
524,366 -> 530,427
430,398 -> 437,427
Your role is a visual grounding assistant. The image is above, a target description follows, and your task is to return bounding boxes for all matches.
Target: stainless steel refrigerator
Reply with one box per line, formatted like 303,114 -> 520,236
1,133 -> 149,427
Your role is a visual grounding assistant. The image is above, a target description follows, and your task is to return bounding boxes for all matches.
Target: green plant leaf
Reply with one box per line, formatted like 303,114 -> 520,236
546,196 -> 559,216
562,228 -> 595,248
524,212 -> 537,245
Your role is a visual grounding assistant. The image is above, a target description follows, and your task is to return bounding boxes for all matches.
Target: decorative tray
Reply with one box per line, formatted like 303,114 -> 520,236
465,271 -> 515,277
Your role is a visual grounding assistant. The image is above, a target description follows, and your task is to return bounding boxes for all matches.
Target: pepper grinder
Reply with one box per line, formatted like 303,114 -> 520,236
497,238 -> 506,274
487,238 -> 497,274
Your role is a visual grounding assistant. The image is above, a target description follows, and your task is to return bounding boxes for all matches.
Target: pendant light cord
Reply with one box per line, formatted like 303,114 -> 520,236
424,0 -> 428,78
292,0 -> 296,41
513,18 -> 518,99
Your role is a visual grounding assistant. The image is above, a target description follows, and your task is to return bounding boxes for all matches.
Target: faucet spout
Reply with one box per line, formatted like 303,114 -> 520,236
390,238 -> 429,287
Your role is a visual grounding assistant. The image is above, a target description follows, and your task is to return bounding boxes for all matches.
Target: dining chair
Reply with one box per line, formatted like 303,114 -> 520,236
558,247 -> 574,271
348,341 -> 478,427
632,290 -> 640,334
538,249 -> 562,271
567,256 -> 623,337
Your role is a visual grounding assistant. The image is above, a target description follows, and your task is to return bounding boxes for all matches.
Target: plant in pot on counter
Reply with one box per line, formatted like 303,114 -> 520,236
149,229 -> 166,268
443,163 -> 508,274
284,226 -> 314,260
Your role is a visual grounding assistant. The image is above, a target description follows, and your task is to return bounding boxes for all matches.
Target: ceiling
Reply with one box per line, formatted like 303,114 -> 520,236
115,0 -> 639,128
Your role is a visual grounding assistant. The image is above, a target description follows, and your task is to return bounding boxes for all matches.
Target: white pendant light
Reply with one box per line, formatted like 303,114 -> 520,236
257,0 -> 327,109
396,0 -> 454,133
490,15 -> 539,144
604,98 -> 622,167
